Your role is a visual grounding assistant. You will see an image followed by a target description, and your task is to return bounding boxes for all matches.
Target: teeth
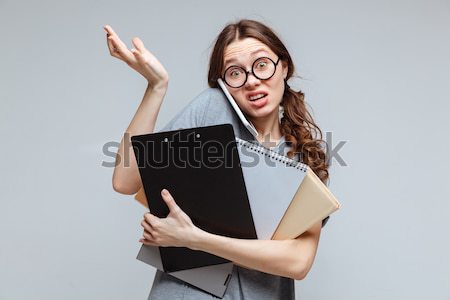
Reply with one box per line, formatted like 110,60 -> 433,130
249,93 -> 266,101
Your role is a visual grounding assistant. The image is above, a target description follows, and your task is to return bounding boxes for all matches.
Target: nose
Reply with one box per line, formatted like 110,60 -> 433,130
245,71 -> 261,88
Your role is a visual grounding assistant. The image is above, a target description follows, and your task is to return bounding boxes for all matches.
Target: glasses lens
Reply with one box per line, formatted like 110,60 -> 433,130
253,57 -> 276,80
224,66 -> 246,88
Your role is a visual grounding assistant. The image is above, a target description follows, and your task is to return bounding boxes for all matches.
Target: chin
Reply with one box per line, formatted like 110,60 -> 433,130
246,105 -> 279,119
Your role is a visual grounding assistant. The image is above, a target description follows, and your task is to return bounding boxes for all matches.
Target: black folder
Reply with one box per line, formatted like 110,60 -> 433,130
131,124 -> 257,273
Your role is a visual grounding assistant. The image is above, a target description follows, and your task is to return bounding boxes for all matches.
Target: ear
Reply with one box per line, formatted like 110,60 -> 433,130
281,60 -> 288,80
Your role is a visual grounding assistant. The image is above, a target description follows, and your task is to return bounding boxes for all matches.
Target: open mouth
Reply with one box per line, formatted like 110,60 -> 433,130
249,93 -> 268,102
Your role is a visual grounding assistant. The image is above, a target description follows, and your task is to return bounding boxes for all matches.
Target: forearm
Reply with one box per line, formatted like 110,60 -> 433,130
140,191 -> 322,279
191,230 -> 307,280
112,83 -> 167,194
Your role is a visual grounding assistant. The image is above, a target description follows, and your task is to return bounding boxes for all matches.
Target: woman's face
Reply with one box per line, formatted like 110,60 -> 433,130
222,37 -> 288,121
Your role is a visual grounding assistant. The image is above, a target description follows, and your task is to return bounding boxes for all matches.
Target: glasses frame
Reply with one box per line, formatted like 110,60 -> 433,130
222,56 -> 281,88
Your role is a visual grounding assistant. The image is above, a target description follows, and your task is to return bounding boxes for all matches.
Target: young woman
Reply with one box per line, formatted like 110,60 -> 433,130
106,19 -> 329,299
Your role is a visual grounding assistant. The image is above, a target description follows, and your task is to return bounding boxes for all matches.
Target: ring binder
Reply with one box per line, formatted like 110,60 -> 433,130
235,138 -> 308,171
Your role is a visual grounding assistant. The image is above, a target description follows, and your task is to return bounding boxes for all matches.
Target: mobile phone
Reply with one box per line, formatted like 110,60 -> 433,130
217,78 -> 259,138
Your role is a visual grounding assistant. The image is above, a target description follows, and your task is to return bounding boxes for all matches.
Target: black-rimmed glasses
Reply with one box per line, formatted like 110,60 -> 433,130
222,56 -> 280,88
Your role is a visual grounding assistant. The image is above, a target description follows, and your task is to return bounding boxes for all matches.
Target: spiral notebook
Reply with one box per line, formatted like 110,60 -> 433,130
235,137 -> 341,240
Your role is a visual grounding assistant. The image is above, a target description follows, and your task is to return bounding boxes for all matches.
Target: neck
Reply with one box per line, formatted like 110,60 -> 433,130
248,109 -> 282,147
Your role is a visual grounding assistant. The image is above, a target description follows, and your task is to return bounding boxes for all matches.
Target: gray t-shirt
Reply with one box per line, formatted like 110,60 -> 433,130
147,88 -> 305,299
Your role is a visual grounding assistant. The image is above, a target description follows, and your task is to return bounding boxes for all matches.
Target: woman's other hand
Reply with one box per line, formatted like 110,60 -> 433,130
103,25 -> 169,90
139,189 -> 203,248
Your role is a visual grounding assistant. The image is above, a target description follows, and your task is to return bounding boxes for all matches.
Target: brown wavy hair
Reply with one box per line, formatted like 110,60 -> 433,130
207,19 -> 329,184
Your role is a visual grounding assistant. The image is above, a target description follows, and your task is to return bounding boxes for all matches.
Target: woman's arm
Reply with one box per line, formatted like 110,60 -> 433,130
192,221 -> 321,280
104,25 -> 169,195
112,85 -> 167,195
140,189 -> 322,280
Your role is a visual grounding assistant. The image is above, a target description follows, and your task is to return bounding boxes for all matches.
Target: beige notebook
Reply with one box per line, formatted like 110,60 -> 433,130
272,167 -> 341,240
134,188 -> 147,208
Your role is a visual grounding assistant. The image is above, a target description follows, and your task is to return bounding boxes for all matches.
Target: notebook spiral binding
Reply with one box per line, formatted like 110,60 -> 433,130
235,137 -> 308,172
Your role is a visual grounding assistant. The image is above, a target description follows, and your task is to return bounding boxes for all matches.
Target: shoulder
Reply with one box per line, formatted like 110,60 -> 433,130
159,88 -> 253,139
185,87 -> 226,115
159,88 -> 229,132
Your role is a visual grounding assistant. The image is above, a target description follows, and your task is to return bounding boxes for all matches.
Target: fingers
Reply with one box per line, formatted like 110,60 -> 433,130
130,37 -> 145,63
161,189 -> 180,213
139,237 -> 158,246
108,35 -> 133,61
141,219 -> 151,233
141,220 -> 156,240
106,36 -> 121,58
132,37 -> 146,52
104,25 -> 118,52
104,25 -> 123,59
143,212 -> 160,229
103,24 -> 115,36
130,43 -> 148,65
140,214 -> 159,245
103,25 -> 134,63
142,229 -> 155,241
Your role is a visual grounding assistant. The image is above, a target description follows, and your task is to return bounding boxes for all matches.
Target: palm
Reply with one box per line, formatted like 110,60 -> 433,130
104,25 -> 169,87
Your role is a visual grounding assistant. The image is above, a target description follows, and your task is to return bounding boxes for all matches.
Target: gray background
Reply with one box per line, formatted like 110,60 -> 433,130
1,0 -> 449,299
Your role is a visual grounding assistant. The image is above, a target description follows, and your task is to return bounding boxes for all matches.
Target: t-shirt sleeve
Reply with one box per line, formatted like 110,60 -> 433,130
157,89 -> 213,132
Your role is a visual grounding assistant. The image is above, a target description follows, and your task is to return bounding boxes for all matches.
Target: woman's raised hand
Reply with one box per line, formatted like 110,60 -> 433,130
104,25 -> 169,90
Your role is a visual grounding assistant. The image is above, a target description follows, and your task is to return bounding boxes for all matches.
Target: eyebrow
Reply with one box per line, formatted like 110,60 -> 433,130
224,48 -> 269,66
